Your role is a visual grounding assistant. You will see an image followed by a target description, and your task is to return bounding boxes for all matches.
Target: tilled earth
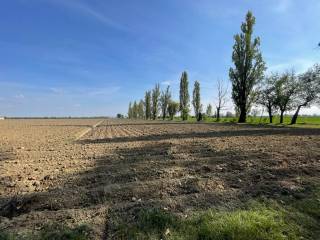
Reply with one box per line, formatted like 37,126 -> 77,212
0,119 -> 320,239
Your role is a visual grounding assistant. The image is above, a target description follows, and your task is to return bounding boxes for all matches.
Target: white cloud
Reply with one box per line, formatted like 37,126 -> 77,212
160,80 -> 171,86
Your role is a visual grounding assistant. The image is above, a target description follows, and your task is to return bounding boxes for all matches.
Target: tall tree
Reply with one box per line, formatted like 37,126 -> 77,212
132,101 -> 138,119
151,84 -> 160,120
215,79 -> 228,121
257,74 -> 278,123
192,80 -> 202,121
229,11 -> 266,123
206,104 -> 213,117
168,101 -> 179,120
179,71 -> 190,121
144,91 -> 151,120
291,64 -> 320,124
160,86 -> 171,120
128,102 -> 132,119
138,100 -> 145,119
274,71 -> 298,124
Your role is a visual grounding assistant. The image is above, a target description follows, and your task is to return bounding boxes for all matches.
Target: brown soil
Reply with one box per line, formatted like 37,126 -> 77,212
0,119 -> 319,239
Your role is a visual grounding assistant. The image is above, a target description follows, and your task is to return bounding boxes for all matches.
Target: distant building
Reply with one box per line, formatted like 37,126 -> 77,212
0,117 -> 5,120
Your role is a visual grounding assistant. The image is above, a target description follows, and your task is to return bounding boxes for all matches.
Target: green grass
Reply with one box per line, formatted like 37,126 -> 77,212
115,185 -> 320,240
172,115 -> 320,127
116,206 -> 299,240
0,224 -> 92,240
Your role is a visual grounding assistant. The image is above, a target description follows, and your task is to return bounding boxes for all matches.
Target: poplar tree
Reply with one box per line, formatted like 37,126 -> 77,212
138,100 -> 145,119
179,71 -> 190,121
151,84 -> 160,120
132,101 -> 138,119
229,11 -> 266,123
206,104 -> 213,117
192,80 -> 202,121
160,86 -> 171,120
128,102 -> 132,119
144,91 -> 151,119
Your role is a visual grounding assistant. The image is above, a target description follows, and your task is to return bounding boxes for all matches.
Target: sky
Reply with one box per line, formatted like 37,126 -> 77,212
0,0 -> 319,117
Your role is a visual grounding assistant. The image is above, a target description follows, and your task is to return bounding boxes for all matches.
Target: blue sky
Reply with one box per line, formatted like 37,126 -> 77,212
0,0 -> 319,117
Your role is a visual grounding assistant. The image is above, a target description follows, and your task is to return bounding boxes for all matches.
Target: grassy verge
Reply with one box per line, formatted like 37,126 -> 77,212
115,186 -> 320,240
171,115 -> 320,128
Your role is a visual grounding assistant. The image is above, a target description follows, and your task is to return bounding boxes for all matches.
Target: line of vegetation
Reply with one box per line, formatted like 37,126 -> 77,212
124,11 -> 320,125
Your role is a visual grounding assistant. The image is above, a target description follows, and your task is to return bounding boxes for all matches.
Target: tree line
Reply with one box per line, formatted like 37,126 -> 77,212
126,11 -> 320,124
128,71 -> 201,121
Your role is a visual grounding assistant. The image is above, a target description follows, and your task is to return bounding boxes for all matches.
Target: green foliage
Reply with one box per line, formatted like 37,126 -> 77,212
206,104 -> 213,117
145,91 -> 152,120
229,11 -> 266,123
138,100 -> 145,119
128,102 -> 133,119
179,71 -> 190,121
152,84 -> 161,120
132,101 -> 138,119
192,80 -> 202,121
168,101 -> 179,120
160,86 -> 172,120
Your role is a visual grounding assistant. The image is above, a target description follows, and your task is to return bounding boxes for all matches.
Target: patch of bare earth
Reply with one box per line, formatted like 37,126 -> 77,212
1,119 -> 320,239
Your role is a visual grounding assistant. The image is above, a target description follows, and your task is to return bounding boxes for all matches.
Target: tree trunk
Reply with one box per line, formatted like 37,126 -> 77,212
216,107 -> 220,122
268,107 -> 273,123
238,107 -> 246,123
197,113 -> 202,122
290,105 -> 302,125
280,111 -> 284,124
269,114 -> 273,123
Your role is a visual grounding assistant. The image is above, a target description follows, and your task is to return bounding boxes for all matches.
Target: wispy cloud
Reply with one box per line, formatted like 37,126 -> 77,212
86,86 -> 121,96
14,94 -> 25,99
160,80 -> 171,86
50,87 -> 65,95
272,0 -> 292,13
267,58 -> 317,73
47,0 -> 129,32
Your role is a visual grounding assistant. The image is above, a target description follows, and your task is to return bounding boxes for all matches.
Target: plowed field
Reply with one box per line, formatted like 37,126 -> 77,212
1,119 -> 319,239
